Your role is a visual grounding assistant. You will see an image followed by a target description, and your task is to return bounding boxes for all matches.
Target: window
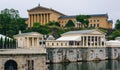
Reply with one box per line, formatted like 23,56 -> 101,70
94,20 -> 96,22
69,41 -> 74,45
90,24 -> 92,27
27,60 -> 34,70
94,24 -> 96,28
90,20 -> 92,22
97,24 -> 99,27
61,43 -> 63,46
97,20 -> 99,22
57,43 -> 58,46
52,43 -> 54,46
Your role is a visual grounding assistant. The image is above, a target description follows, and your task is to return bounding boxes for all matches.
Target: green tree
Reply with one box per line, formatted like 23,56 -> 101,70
112,30 -> 120,39
65,20 -> 75,27
0,8 -> 27,37
115,19 -> 120,29
76,15 -> 90,28
47,21 -> 60,27
33,22 -> 41,28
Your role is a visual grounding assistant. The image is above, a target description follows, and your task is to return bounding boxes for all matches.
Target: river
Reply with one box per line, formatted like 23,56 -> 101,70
48,60 -> 120,70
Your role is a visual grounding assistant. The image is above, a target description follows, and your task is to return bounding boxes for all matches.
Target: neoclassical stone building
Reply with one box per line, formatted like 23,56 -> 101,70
0,32 -> 47,70
46,29 -> 107,63
26,4 -> 113,29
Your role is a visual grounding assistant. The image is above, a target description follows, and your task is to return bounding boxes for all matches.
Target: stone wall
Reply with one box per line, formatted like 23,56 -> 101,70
0,54 -> 47,70
46,47 -> 106,63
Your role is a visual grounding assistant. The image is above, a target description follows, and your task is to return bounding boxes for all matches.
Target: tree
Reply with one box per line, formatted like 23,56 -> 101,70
0,8 -> 27,37
33,22 -> 41,28
65,20 -> 75,27
76,15 -> 90,28
115,19 -> 120,29
46,21 -> 60,27
112,30 -> 120,39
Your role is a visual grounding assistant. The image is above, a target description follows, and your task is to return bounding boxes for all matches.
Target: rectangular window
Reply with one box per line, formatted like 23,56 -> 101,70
94,24 -> 96,28
90,20 -> 92,22
97,20 -> 99,22
97,24 -> 99,27
27,60 -> 34,70
90,24 -> 92,27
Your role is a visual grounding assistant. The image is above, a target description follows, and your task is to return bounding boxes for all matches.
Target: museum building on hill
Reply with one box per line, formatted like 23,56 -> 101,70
26,4 -> 113,29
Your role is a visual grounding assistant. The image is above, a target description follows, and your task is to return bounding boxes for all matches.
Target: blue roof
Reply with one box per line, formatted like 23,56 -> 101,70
59,14 -> 108,19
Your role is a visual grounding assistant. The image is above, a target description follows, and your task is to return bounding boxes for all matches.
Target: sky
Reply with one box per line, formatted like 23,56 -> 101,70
0,0 -> 120,26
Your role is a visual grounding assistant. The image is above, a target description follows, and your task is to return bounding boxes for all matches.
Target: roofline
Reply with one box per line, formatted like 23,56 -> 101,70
59,14 -> 108,19
27,5 -> 65,16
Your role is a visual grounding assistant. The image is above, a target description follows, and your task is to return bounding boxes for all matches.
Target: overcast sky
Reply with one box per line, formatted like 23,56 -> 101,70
0,0 -> 120,25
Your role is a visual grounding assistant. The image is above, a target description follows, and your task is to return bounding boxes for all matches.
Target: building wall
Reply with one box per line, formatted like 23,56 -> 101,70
26,6 -> 112,29
0,54 -> 47,70
58,18 -> 76,27
58,16 -> 112,29
27,10 -> 62,27
46,47 -> 106,63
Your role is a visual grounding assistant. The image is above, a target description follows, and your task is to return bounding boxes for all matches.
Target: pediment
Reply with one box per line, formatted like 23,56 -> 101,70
28,6 -> 50,12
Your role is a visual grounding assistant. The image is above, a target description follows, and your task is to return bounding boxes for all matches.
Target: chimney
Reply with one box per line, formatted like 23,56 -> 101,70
19,30 -> 22,34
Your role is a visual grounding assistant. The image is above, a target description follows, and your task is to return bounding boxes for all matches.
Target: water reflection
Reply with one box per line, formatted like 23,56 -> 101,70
48,60 -> 120,70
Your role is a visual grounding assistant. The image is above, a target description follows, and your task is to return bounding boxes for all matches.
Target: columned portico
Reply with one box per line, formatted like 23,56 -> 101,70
77,35 -> 105,47
14,32 -> 43,48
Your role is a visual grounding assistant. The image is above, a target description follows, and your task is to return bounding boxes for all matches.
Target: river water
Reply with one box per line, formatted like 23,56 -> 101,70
48,60 -> 120,70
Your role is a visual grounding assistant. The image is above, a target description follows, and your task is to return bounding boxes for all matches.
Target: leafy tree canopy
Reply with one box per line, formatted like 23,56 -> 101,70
0,8 -> 27,37
33,22 -> 41,28
76,15 -> 90,27
65,20 -> 75,27
112,30 -> 120,39
115,19 -> 120,30
46,21 -> 60,27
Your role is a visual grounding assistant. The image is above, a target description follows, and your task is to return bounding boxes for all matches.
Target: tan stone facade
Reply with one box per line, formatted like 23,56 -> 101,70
27,5 -> 64,27
26,5 -> 113,29
0,51 -> 47,70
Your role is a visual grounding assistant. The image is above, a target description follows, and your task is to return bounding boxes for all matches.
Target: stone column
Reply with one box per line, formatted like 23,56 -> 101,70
90,36 -> 92,47
48,13 -> 50,22
34,14 -> 36,23
44,14 -> 46,24
36,14 -> 39,22
31,14 -> 33,27
39,14 -> 41,23
32,37 -> 34,47
32,14 -> 34,27
41,14 -> 44,24
100,36 -> 102,47
28,14 -> 31,27
37,37 -> 39,47
86,36 -> 88,47
97,36 -> 99,47
82,36 -> 84,47
46,14 -> 48,23
26,37 -> 29,48
93,36 -> 95,47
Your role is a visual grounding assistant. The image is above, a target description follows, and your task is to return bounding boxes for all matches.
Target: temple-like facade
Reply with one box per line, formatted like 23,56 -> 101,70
46,29 -> 120,63
46,29 -> 107,63
26,5 -> 113,29
0,32 -> 47,70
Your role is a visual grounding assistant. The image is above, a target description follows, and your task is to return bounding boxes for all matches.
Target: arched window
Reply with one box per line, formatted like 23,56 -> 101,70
5,60 -> 18,70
